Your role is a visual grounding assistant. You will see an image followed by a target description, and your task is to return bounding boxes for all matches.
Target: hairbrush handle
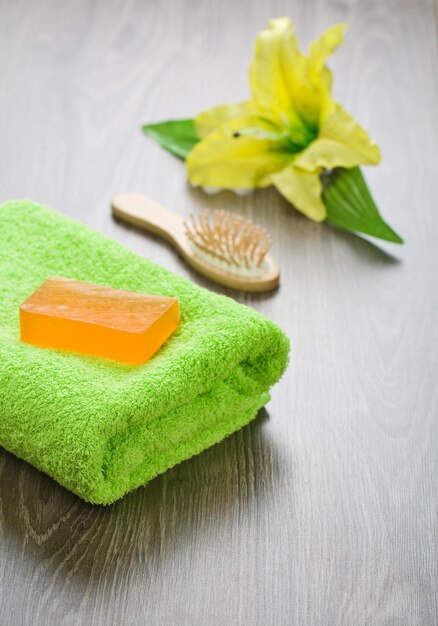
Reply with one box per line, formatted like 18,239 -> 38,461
112,193 -> 188,250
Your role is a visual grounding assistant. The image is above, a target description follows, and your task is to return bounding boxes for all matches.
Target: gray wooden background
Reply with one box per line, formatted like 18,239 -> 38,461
1,0 -> 437,624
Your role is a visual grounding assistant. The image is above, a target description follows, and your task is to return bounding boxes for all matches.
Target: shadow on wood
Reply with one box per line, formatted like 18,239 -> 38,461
0,408 -> 286,599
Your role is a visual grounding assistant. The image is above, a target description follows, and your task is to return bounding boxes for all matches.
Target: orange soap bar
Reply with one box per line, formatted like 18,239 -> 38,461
20,276 -> 180,365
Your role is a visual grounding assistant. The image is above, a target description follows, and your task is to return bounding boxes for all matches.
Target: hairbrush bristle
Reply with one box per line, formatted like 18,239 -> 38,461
183,208 -> 272,270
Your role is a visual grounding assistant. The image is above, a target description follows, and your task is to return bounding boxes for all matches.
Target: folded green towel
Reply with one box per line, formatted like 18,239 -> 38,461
0,200 -> 289,504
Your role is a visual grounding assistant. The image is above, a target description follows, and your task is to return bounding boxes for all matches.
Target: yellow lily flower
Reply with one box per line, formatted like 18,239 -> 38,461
186,18 -> 381,222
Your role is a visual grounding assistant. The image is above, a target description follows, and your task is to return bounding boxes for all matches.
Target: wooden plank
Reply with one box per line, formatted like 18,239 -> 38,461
0,0 -> 437,624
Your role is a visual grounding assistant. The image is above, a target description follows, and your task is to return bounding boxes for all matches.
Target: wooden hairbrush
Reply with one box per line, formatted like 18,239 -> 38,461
111,193 -> 279,292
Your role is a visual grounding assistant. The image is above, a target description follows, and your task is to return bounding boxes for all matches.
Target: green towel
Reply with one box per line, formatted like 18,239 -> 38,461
0,200 -> 289,504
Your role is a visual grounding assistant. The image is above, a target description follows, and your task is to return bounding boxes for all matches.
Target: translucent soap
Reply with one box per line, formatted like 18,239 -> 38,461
20,276 -> 180,365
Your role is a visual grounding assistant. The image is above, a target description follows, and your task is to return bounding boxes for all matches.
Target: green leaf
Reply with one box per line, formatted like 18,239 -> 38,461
322,167 -> 403,244
142,118 -> 200,159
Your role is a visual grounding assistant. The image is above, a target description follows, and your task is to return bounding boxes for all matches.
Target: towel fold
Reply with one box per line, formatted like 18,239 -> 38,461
0,200 -> 289,503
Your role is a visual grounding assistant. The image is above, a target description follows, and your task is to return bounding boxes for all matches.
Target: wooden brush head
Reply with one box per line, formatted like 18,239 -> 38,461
184,208 -> 272,271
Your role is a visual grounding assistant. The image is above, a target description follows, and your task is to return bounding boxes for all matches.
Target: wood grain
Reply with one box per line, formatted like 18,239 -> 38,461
0,0 -> 437,624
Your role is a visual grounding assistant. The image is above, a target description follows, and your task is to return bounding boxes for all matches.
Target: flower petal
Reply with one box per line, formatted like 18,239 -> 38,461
309,23 -> 346,89
195,102 -> 256,138
249,18 -> 334,131
249,17 -> 301,114
294,103 -> 381,171
271,166 -> 326,221
187,120 -> 293,189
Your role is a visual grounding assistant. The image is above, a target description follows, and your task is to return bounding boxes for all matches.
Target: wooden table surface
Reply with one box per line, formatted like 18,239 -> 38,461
1,1 -> 437,624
